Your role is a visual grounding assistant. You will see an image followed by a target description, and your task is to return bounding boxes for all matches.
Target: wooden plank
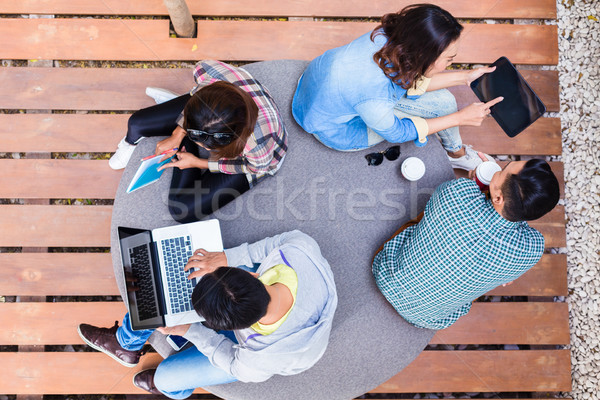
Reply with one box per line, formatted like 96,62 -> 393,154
0,205 -> 111,247
0,301 -> 568,346
0,302 -> 125,345
431,302 -> 569,345
0,114 -> 127,153
0,160 -> 563,200
374,350 -> 571,393
450,70 -> 560,113
461,118 -> 561,156
0,113 -> 561,155
0,202 -> 565,248
0,19 -> 558,64
0,352 -> 206,395
0,350 -> 570,394
529,205 -> 566,248
0,253 -> 565,298
0,160 -> 121,199
488,254 -> 568,296
0,68 -> 192,111
0,68 -> 559,112
0,253 -> 118,296
0,0 -> 557,19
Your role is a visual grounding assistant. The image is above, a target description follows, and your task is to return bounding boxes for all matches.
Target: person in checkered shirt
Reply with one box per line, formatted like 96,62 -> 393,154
108,60 -> 287,223
372,158 -> 559,329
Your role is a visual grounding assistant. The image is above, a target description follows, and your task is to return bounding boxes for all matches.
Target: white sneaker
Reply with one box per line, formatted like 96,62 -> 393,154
145,87 -> 179,104
447,145 -> 493,171
109,137 -> 138,170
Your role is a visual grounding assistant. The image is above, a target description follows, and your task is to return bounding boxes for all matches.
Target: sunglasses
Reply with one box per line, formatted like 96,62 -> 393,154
186,128 -> 235,146
365,145 -> 401,166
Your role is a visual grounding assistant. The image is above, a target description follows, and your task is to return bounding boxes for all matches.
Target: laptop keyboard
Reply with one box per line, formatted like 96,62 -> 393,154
129,244 -> 159,321
161,235 -> 195,314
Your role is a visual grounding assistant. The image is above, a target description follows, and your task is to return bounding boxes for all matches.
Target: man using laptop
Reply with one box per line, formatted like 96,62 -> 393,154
78,230 -> 337,398
372,157 -> 559,329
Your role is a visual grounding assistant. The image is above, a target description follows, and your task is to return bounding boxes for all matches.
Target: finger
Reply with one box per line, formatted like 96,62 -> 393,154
181,146 -> 187,153
184,260 -> 204,271
187,254 -> 207,263
194,249 -> 208,256
477,152 -> 489,162
484,66 -> 496,73
158,161 -> 178,171
187,270 -> 206,280
485,96 -> 504,107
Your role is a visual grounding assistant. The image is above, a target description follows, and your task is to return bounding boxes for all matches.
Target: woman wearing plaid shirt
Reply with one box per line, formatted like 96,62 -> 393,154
109,60 -> 287,223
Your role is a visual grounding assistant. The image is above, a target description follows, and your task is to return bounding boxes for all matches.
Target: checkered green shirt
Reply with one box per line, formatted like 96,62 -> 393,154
372,179 -> 544,330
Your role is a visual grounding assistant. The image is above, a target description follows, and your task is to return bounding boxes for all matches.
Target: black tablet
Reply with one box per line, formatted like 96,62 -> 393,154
470,56 -> 546,137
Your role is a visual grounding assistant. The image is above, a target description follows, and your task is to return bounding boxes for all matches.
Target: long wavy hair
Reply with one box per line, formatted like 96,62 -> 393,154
183,81 -> 258,159
371,4 -> 463,89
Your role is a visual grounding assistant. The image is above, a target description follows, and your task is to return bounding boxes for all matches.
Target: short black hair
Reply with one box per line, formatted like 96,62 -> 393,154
191,267 -> 270,331
501,159 -> 560,222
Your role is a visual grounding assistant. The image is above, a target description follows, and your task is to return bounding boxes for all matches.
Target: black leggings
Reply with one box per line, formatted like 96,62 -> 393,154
126,95 -> 251,223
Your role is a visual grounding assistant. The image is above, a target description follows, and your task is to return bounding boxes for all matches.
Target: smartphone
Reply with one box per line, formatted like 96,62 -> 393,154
166,334 -> 189,351
470,56 -> 546,137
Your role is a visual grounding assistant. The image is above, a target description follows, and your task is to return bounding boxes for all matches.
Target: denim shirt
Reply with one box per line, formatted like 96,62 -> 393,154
292,32 -> 419,150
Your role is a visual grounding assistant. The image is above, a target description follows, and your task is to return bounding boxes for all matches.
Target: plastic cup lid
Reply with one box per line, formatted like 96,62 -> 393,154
402,157 -> 426,181
477,161 -> 502,184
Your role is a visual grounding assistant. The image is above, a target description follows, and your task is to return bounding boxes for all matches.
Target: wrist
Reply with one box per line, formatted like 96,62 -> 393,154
196,158 -> 209,169
173,126 -> 186,140
450,111 -> 463,126
463,70 -> 471,86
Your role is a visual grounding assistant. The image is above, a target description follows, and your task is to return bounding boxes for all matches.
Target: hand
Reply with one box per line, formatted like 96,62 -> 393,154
465,66 -> 496,86
457,97 -> 503,127
184,249 -> 228,280
158,147 -> 206,171
155,127 -> 185,158
467,152 -> 491,179
157,324 -> 191,336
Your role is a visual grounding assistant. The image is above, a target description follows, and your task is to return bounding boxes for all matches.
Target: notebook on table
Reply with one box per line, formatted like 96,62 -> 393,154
117,219 -> 223,330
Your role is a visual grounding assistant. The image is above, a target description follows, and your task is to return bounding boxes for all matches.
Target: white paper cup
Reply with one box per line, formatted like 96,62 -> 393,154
401,157 -> 426,181
475,161 -> 502,190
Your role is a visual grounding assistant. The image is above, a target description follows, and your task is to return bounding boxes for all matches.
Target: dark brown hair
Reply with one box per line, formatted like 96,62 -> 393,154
371,4 -> 463,89
183,81 -> 258,159
501,159 -> 560,222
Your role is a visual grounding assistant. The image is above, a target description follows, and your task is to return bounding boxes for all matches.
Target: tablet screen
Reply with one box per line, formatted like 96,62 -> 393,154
470,57 -> 546,137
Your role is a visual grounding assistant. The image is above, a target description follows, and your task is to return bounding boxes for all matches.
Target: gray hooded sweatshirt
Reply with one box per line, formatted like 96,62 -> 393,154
183,230 -> 338,383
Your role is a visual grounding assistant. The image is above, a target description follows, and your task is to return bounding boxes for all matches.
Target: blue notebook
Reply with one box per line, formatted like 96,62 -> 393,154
127,154 -> 174,193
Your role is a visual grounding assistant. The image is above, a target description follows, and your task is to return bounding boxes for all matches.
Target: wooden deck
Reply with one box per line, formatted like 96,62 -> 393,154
0,0 -> 569,398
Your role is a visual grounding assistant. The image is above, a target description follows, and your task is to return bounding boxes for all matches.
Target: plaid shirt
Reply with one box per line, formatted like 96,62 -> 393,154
177,60 -> 288,186
372,179 -> 545,330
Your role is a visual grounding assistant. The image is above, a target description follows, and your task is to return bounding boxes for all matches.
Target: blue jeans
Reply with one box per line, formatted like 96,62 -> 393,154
366,89 -> 463,152
117,314 -> 237,399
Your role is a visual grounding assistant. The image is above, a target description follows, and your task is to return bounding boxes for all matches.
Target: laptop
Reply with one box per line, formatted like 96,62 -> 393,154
470,56 -> 546,137
117,219 -> 223,330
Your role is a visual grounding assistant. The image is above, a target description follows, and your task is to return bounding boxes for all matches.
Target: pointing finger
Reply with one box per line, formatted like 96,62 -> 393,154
485,96 -> 504,107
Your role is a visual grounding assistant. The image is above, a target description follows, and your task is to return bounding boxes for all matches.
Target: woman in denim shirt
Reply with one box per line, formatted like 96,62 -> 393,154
292,4 -> 502,170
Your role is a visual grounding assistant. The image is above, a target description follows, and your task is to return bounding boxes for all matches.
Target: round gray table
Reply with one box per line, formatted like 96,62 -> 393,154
111,60 -> 455,400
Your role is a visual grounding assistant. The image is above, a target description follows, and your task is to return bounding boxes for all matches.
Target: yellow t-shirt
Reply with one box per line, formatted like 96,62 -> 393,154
250,264 -> 298,335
